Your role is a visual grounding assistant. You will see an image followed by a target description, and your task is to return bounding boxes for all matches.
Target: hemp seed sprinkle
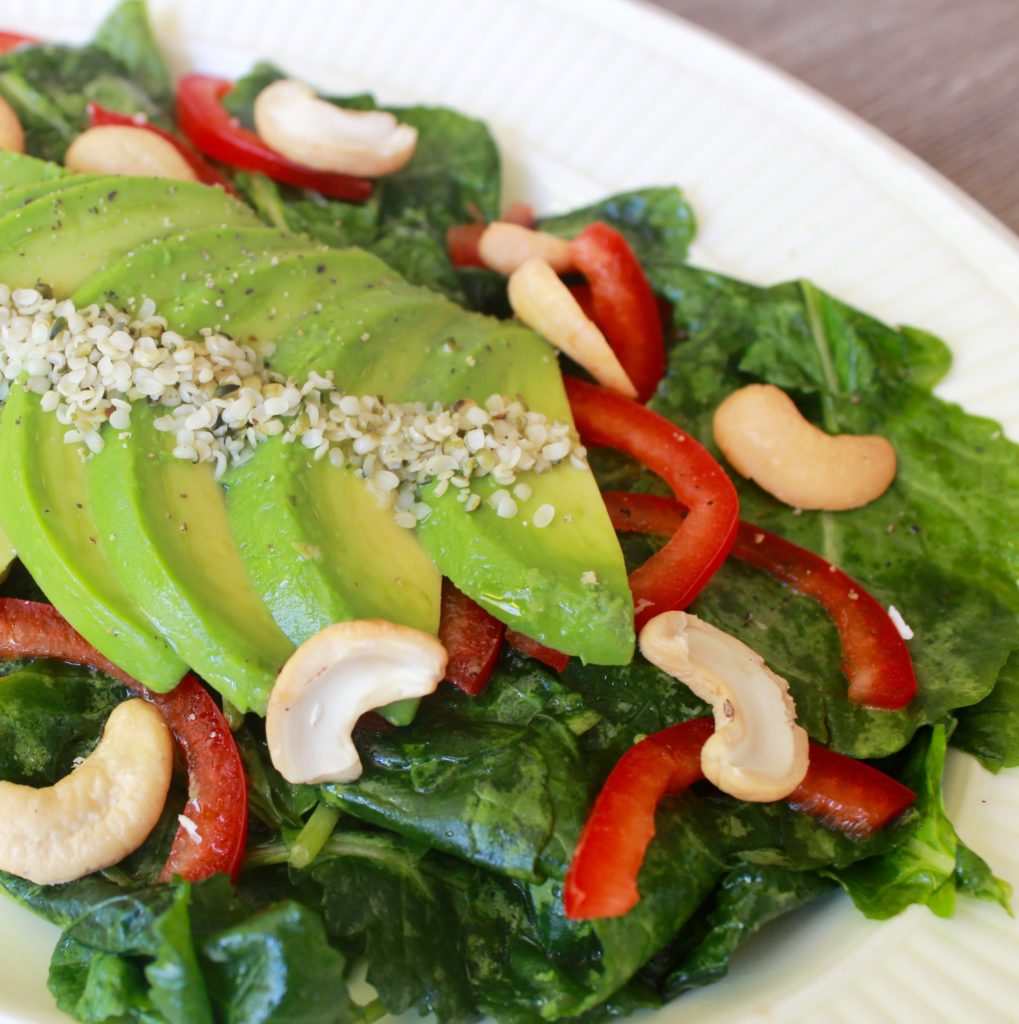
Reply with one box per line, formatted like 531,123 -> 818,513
0,285 -> 587,526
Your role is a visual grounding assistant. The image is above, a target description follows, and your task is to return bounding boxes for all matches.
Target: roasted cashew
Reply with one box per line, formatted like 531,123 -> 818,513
267,620 -> 447,785
640,611 -> 809,802
713,383 -> 897,510
508,257 -> 637,398
0,95 -> 24,153
479,222 -> 574,276
0,699 -> 173,884
64,125 -> 198,181
254,79 -> 418,178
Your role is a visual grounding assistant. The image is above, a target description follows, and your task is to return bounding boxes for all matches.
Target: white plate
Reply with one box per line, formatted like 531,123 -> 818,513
1,1 -> 1018,1022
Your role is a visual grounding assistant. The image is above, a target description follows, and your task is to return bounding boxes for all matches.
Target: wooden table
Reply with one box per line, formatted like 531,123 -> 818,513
651,0 -> 1019,236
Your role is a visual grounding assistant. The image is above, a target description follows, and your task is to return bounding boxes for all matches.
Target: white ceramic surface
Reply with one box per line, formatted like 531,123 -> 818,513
0,1 -> 1018,1022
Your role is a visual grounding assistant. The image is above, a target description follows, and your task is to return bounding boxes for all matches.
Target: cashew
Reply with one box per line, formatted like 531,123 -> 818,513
64,125 -> 198,181
479,222 -> 574,276
0,95 -> 24,153
713,383 -> 897,510
0,699 -> 173,885
267,620 -> 447,785
254,79 -> 418,178
508,257 -> 637,398
639,611 -> 809,802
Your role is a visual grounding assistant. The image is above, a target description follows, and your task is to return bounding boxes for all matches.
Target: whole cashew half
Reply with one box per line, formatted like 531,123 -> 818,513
640,611 -> 809,802
0,699 -> 173,885
508,257 -> 637,398
254,79 -> 418,178
0,95 -> 24,153
65,125 -> 198,181
713,383 -> 897,510
479,222 -> 574,276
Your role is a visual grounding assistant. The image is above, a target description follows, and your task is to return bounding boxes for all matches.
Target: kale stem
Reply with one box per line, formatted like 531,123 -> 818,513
242,841 -> 291,871
290,802 -> 341,869
221,699 -> 245,732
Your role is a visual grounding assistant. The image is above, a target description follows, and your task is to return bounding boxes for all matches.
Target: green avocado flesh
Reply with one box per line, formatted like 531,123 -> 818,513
0,174 -> 256,689
0,175 -> 258,294
0,150 -> 69,188
0,160 -> 634,712
0,523 -> 14,583
0,387 -> 186,687
0,175 -> 103,219
73,228 -> 326,712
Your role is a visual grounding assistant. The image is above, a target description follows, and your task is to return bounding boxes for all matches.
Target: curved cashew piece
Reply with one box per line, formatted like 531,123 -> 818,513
640,611 -> 809,802
508,257 -> 637,398
713,383 -> 897,510
0,699 -> 173,884
479,222 -> 574,276
267,620 -> 447,785
0,95 -> 24,153
65,125 -> 198,181
254,79 -> 418,178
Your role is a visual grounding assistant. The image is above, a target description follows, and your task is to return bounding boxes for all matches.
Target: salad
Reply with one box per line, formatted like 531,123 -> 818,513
0,2 -> 1017,1023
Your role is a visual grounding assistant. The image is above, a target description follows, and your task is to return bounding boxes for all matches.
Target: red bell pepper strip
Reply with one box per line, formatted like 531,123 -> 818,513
569,222 -> 665,404
601,492 -> 917,711
0,599 -> 248,882
438,579 -> 505,695
505,630 -> 570,673
787,743 -> 916,840
564,717 -> 713,919
88,101 -> 237,195
565,376 -> 739,629
446,221 -> 486,268
0,31 -> 40,52
175,74 -> 373,202
564,716 -> 915,920
731,522 -> 918,710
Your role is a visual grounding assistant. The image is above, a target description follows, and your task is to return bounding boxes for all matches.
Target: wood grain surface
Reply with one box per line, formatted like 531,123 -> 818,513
650,0 -> 1019,236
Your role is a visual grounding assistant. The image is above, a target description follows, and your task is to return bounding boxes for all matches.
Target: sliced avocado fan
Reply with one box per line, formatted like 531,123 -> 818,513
0,167 -> 258,688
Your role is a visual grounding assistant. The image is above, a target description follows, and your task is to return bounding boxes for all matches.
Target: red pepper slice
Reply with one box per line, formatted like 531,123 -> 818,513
731,522 -> 918,710
601,493 -> 917,711
446,222 -> 486,268
505,630 -> 569,673
175,74 -> 373,202
565,376 -> 739,629
564,716 -> 915,920
88,101 -> 237,195
564,717 -> 713,920
0,30 -> 39,52
569,222 -> 665,404
788,743 -> 916,840
0,599 -> 248,882
438,579 -> 505,695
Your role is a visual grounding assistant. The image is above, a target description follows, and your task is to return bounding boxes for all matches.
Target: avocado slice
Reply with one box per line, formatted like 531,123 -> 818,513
0,151 -> 69,189
90,244 -> 451,721
404,319 -> 634,663
0,523 -> 13,583
0,175 -> 258,293
0,178 -> 257,686
70,227 -> 330,711
86,406 -> 293,713
244,257 -> 634,663
0,386 -> 186,688
0,175 -> 103,219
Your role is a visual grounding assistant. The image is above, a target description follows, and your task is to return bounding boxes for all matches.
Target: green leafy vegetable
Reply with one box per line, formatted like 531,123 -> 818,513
953,650 -> 1019,772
